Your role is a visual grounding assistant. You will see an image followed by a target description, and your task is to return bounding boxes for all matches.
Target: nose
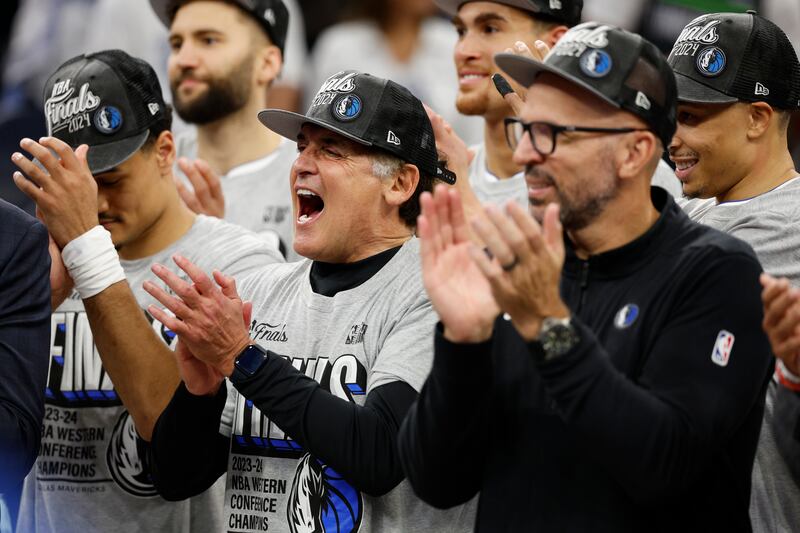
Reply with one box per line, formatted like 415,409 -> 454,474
172,40 -> 199,69
667,128 -> 683,156
291,148 -> 318,180
96,188 -> 110,215
512,130 -> 544,168
454,31 -> 481,65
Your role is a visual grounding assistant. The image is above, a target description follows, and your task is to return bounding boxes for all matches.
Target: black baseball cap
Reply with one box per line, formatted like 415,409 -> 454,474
259,71 -> 457,184
435,0 -> 583,27
495,22 -> 677,147
42,50 -> 169,174
667,11 -> 800,110
150,0 -> 289,55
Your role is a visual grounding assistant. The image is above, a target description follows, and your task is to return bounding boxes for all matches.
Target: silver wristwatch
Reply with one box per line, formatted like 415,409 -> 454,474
537,317 -> 579,362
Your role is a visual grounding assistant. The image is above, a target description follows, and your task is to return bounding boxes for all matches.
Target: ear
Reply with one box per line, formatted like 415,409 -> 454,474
154,130 -> 176,177
746,102 -> 773,140
255,45 -> 282,87
545,25 -> 569,48
617,131 -> 658,180
383,164 -> 420,208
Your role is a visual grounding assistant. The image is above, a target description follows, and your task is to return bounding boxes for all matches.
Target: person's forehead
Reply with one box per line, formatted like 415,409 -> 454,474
171,0 -> 246,31
455,1 -> 533,24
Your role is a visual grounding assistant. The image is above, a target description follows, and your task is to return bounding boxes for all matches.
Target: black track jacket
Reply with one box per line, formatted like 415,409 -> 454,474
398,188 -> 773,532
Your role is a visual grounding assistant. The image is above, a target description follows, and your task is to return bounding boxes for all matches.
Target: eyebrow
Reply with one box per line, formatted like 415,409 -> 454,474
453,12 -> 509,26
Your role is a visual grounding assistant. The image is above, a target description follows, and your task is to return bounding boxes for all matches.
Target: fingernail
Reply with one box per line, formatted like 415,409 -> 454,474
39,137 -> 48,143
152,264 -> 163,273
12,171 -> 22,180
492,74 -> 513,97
516,41 -> 526,50
20,138 -> 31,146
11,152 -> 20,161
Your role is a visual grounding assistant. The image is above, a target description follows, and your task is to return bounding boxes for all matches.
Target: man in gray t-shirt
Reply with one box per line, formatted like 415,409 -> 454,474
145,71 -> 475,532
11,51 -> 282,532
666,12 -> 800,531
149,0 -> 299,260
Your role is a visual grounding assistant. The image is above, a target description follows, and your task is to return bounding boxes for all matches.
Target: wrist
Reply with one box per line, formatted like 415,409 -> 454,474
61,226 -> 126,299
443,322 -> 494,344
777,359 -> 800,392
222,337 -> 255,378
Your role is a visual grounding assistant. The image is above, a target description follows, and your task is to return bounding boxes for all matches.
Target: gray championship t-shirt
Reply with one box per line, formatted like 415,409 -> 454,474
680,176 -> 800,533
219,238 -> 476,532
468,143 -> 683,206
17,215 -> 282,533
175,128 -> 299,261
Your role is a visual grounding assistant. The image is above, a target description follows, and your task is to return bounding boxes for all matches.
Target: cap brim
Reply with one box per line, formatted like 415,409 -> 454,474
257,109 -> 374,148
434,0 -> 541,16
674,72 -> 738,104
86,131 -> 150,174
148,0 -> 172,27
495,53 -> 622,111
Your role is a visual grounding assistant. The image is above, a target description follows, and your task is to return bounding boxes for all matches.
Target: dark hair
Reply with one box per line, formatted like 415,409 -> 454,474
141,103 -> 174,150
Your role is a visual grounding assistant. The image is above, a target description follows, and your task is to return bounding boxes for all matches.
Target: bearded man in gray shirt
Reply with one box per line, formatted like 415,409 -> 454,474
144,71 -> 475,532
666,12 -> 800,532
11,50 -> 281,533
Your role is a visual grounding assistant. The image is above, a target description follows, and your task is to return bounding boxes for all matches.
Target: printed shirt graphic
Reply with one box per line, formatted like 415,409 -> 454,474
17,216 -> 282,533
175,129 -> 299,261
220,239 -> 476,532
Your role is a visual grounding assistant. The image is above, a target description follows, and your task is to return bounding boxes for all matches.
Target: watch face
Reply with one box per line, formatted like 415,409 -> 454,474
235,344 -> 269,376
541,324 -> 580,360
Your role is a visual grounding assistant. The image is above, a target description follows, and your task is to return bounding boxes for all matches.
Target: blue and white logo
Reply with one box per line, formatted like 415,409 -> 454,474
696,46 -> 726,77
93,105 -> 123,134
579,49 -> 612,78
333,95 -> 362,122
614,304 -> 640,329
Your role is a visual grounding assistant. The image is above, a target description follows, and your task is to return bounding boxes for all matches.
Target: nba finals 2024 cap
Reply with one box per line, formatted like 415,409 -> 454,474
667,11 -> 800,109
43,49 -> 169,174
495,21 -> 678,147
259,70 -> 457,184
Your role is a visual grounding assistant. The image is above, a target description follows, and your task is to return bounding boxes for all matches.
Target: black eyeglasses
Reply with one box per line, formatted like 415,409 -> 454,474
504,118 -> 649,155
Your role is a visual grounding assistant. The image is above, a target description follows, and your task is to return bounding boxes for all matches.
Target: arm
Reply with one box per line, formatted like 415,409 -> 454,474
144,255 -> 436,496
0,216 -> 51,491
397,324 -> 491,508
147,381 -> 230,500
232,359 -> 419,496
13,137 -> 185,440
533,254 -> 772,503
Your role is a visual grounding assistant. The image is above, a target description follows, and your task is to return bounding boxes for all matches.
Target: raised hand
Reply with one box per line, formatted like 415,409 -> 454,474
497,40 -> 551,115
419,185 -> 499,343
175,157 -> 225,218
470,201 -> 568,341
12,137 -> 98,247
761,274 -> 800,375
143,254 -> 252,377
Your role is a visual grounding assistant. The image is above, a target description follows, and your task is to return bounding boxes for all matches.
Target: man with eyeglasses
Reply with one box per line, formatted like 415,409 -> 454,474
398,22 -> 772,530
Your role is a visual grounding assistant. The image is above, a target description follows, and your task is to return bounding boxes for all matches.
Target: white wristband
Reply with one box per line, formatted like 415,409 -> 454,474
61,226 -> 126,299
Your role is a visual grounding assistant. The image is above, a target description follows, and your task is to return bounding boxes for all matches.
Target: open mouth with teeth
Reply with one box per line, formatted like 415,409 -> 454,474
673,159 -> 698,181
297,188 -> 325,225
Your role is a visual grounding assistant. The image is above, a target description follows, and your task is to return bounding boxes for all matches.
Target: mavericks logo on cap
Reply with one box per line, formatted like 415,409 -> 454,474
333,94 -> 362,121
94,106 -> 123,134
696,46 -> 726,77
579,49 -> 613,78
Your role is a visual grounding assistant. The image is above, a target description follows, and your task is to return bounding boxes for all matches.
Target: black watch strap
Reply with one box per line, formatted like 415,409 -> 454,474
232,343 -> 270,380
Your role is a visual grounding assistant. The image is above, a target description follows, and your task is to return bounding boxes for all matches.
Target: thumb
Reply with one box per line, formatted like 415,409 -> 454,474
242,301 -> 253,326
75,144 -> 90,169
543,203 -> 564,260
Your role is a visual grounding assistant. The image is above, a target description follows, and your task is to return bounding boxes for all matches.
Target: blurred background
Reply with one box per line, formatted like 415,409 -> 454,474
1,0 -> 799,214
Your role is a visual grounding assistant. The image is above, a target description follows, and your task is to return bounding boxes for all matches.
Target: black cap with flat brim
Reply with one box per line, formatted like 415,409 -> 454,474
42,50 -> 168,174
667,12 -> 800,109
434,0 -> 583,27
259,70 -> 456,184
495,22 -> 678,147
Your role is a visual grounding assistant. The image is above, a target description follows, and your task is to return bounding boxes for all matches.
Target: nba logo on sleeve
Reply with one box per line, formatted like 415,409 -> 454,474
711,330 -> 735,367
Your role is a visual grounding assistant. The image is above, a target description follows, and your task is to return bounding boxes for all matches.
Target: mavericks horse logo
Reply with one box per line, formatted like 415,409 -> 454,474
107,411 -> 158,497
696,46 -> 726,77
287,453 -> 363,532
